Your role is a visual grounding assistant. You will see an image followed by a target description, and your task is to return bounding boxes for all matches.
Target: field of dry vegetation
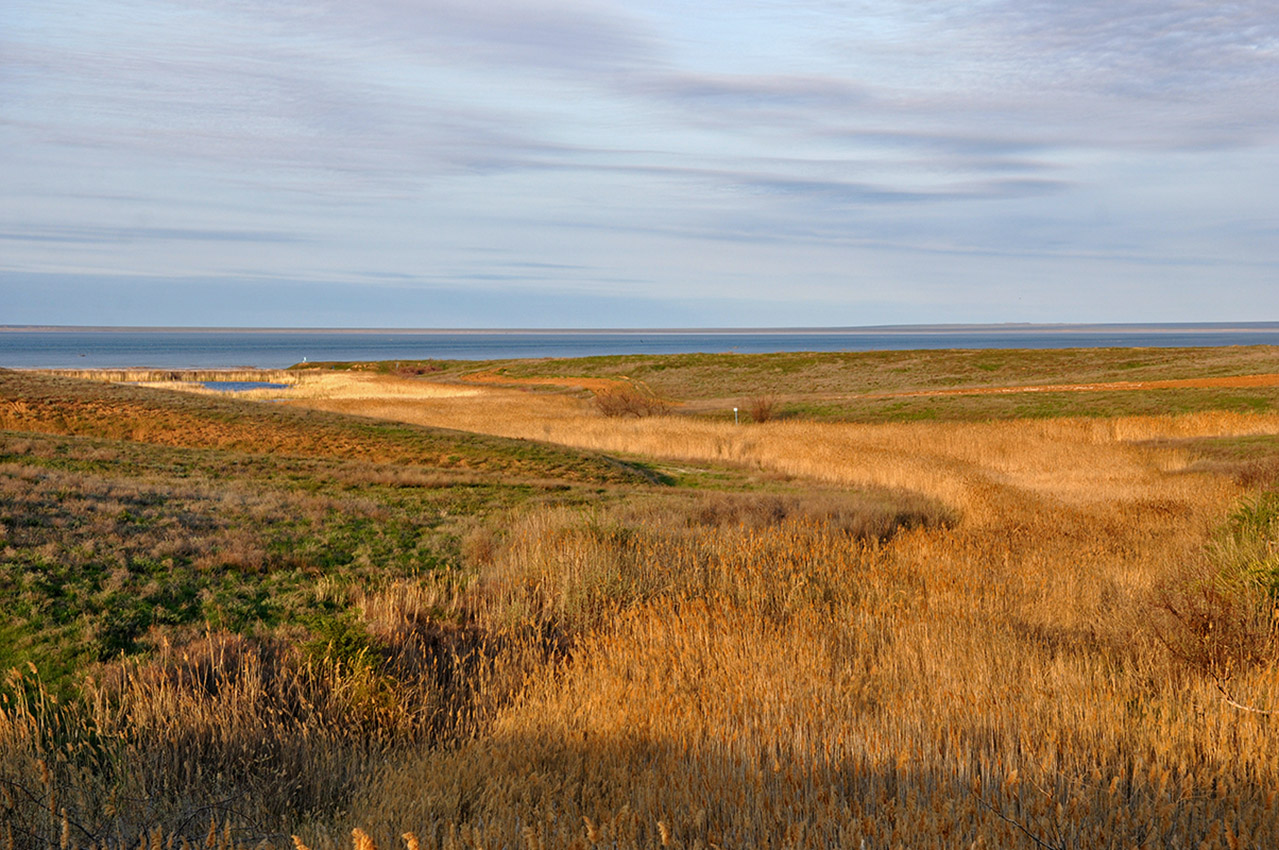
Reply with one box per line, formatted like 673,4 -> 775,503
5,348 -> 1279,849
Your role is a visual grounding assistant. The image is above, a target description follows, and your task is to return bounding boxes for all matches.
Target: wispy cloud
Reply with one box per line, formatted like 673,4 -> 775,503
2,0 -> 1277,324
0,225 -> 307,245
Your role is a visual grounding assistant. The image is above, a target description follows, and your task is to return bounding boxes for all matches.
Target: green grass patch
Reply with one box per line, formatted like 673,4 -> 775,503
465,345 -> 1279,404
768,388 -> 1279,424
0,426 -> 642,693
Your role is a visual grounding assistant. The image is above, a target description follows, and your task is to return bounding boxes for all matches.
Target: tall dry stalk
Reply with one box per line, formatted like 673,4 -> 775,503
287,382 -> 1279,847
10,371 -> 1279,847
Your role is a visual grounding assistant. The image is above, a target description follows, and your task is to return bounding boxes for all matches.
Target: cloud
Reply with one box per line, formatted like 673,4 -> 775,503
634,71 -> 869,111
2,1 -> 1278,325
0,225 -> 307,245
977,0 -> 1279,94
229,0 -> 659,74
899,1 -> 1279,148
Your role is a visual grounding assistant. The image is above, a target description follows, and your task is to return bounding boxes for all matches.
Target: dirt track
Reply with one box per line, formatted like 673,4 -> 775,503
873,372 -> 1279,399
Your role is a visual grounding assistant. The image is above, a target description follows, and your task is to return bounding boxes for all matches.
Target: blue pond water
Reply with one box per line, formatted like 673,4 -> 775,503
200,381 -> 291,392
3,325 -> 1279,369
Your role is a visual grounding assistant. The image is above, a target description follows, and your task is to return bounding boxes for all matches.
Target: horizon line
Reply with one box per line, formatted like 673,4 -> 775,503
5,321 -> 1279,335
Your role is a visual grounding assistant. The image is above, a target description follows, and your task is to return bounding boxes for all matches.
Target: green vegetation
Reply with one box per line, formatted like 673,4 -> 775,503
0,430 -> 538,688
1219,491 -> 1279,599
327,345 -> 1279,422
0,370 -> 672,695
778,387 -> 1279,423
290,359 -> 475,376
470,345 -> 1279,399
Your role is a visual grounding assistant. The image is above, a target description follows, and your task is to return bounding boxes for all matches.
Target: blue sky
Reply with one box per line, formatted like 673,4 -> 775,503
3,0 -> 1278,327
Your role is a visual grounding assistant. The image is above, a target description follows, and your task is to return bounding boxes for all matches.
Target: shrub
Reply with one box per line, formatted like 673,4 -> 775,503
748,395 -> 777,423
392,361 -> 443,377
1157,491 -> 1279,691
593,387 -> 669,417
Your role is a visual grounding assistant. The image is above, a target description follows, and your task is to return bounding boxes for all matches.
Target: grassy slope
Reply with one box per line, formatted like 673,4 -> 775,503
779,386 -> 1279,423
408,345 -> 1279,421
487,345 -> 1279,396
0,432 -> 593,688
0,370 -> 942,690
0,370 -> 650,484
0,370 -> 656,687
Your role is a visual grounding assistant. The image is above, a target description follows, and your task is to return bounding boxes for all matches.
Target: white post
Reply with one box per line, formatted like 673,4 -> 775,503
733,407 -> 739,425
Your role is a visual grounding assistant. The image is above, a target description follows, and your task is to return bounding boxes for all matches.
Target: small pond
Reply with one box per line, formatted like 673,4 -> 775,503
200,381 -> 291,392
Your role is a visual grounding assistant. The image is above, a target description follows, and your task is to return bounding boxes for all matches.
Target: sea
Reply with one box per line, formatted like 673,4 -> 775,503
3,324 -> 1279,370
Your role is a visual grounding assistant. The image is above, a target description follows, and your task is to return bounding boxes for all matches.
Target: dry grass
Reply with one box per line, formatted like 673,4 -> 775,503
23,369 -> 481,402
277,374 -> 1279,847
31,369 -> 301,384
593,386 -> 671,418
290,381 -> 1279,519
341,485 -> 1279,848
8,363 -> 1279,847
220,372 -> 480,402
0,371 -> 644,485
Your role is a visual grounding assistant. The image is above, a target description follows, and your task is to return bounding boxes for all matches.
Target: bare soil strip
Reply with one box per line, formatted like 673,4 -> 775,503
870,372 -> 1279,399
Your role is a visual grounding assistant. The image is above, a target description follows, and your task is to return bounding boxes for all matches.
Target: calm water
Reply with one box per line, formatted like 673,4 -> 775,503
200,381 -> 291,392
3,325 -> 1279,369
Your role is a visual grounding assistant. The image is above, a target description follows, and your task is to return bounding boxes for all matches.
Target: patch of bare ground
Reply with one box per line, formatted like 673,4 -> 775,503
866,372 -> 1279,398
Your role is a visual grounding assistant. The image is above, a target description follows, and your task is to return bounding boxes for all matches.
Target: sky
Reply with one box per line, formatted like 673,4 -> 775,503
3,0 -> 1278,328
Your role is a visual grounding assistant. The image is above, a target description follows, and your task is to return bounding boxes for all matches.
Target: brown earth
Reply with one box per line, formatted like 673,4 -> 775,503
872,372 -> 1279,399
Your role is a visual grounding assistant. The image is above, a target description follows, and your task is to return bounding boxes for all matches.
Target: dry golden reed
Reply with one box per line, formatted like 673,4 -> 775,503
8,370 -> 1279,848
290,377 -> 1279,848
30,369 -> 298,384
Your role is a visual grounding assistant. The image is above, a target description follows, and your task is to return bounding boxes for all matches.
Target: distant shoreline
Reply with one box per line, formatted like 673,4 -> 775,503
5,322 -> 1279,335
7,324 -> 1279,370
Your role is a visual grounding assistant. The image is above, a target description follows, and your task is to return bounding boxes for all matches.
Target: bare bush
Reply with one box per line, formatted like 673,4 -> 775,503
391,361 -> 444,377
593,387 -> 669,417
747,395 -> 777,423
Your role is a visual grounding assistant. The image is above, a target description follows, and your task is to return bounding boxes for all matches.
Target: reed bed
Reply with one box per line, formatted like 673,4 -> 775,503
275,381 -> 1279,847
32,370 -> 301,384
340,491 -> 1279,849
24,370 -> 482,403
159,372 -> 482,402
294,390 -> 1275,521
7,370 -> 1279,847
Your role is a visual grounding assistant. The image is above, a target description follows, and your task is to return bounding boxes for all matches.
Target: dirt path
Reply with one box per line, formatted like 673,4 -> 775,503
868,372 -> 1279,399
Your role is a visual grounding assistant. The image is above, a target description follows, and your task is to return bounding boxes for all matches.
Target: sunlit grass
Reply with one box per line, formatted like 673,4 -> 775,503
6,358 -> 1279,848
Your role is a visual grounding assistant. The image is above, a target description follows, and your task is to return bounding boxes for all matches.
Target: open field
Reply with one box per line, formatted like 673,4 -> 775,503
404,345 -> 1279,422
462,345 -> 1279,397
5,349 -> 1279,848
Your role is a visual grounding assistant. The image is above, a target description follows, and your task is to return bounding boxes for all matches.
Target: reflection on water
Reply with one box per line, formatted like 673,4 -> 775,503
199,381 -> 290,392
3,325 -> 1279,369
